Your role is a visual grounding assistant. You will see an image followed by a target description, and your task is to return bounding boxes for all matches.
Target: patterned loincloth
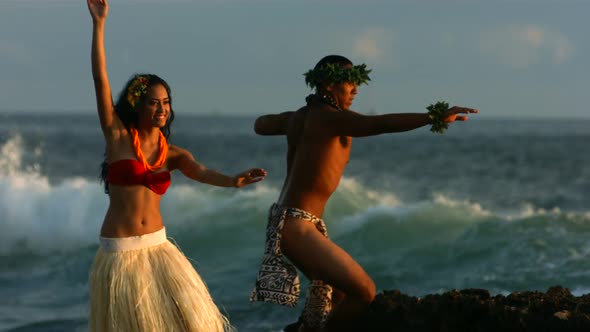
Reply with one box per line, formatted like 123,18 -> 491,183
250,203 -> 333,328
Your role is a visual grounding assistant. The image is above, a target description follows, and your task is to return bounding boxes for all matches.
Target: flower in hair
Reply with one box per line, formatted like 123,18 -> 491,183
303,63 -> 372,89
127,76 -> 149,108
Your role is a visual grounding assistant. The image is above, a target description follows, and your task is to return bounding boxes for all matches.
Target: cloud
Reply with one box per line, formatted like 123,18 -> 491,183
479,24 -> 574,68
352,27 -> 396,65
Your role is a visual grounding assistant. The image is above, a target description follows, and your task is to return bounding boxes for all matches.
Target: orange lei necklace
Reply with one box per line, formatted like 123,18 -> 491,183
129,127 -> 168,171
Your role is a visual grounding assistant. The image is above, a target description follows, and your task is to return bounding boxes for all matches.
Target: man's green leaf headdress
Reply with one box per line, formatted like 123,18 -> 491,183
303,63 -> 372,89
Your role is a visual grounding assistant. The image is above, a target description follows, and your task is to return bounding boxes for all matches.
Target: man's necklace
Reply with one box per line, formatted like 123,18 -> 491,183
306,94 -> 342,111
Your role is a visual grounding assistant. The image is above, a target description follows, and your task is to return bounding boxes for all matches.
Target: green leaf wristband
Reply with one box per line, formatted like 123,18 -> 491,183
426,101 -> 449,134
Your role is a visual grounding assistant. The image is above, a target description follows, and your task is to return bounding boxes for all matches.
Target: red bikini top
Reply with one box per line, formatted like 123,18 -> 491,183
106,159 -> 171,195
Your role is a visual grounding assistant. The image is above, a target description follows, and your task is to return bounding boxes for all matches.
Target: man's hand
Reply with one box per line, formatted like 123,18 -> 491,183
444,106 -> 479,123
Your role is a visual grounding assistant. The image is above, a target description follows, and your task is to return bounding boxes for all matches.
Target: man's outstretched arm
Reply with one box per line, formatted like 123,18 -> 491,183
254,111 -> 295,135
322,107 -> 478,137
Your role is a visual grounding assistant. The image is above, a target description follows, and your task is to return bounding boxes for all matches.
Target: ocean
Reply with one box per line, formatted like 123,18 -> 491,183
1,112 -> 589,332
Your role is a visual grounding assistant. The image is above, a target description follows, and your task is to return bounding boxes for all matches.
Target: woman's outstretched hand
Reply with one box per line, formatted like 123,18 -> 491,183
87,0 -> 109,22
444,106 -> 479,123
234,168 -> 268,188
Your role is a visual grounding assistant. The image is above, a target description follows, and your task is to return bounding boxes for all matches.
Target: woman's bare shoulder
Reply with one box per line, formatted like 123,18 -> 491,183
167,144 -> 190,157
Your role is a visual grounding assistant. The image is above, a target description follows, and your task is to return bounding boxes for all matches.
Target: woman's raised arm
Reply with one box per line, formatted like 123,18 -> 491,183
87,0 -> 116,135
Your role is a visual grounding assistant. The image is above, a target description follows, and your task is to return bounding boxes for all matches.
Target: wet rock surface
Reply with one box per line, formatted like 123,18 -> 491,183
357,286 -> 590,332
284,286 -> 590,331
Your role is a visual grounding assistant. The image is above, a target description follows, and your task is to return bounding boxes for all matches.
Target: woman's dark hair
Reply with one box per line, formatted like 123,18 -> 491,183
99,73 -> 176,193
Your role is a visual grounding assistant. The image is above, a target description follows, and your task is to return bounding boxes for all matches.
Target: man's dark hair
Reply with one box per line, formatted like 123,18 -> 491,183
313,55 -> 353,70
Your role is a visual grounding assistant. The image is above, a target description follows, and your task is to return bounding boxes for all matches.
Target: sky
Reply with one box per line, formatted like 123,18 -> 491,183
0,0 -> 588,119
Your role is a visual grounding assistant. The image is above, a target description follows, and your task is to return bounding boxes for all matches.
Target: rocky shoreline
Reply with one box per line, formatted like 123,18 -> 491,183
284,286 -> 590,331
357,286 -> 590,331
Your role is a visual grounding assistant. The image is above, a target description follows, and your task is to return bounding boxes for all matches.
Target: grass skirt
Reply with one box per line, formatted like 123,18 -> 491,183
89,227 -> 233,332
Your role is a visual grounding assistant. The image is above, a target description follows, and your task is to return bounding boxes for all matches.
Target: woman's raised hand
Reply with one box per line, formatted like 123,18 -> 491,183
87,0 -> 109,22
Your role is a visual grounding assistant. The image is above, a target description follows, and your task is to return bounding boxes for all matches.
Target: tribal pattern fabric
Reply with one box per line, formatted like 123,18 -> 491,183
300,280 -> 333,329
250,204 -> 332,329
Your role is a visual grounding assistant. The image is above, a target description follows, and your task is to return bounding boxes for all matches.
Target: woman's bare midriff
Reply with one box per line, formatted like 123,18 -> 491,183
100,185 -> 165,237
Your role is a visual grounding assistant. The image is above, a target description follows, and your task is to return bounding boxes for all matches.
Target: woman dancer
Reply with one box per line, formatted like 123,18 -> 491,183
86,0 -> 266,331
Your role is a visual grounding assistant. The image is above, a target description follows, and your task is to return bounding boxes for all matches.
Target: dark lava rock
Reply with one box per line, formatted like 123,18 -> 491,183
355,286 -> 590,332
284,286 -> 590,331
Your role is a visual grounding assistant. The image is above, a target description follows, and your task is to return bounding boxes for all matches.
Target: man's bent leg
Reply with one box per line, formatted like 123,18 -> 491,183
331,287 -> 345,307
282,217 -> 376,330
